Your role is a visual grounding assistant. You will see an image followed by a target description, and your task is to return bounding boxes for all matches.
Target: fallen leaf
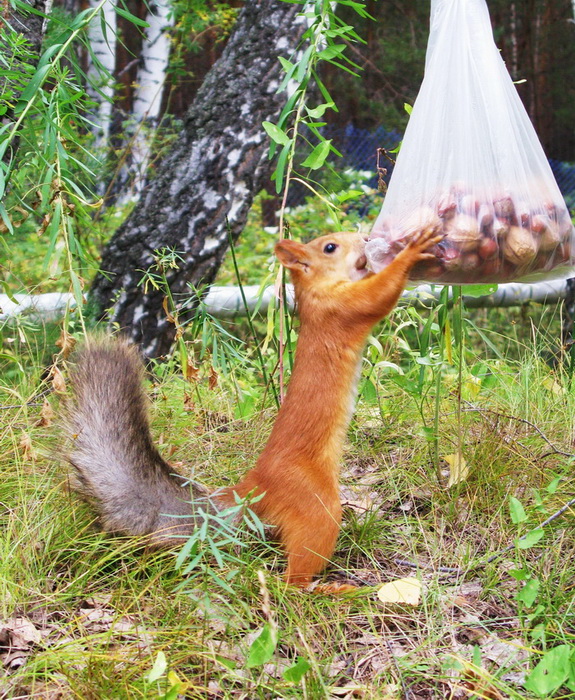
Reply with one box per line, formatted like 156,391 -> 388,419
19,433 -> 36,461
36,399 -> 54,427
162,296 -> 176,324
481,637 -> 528,667
444,451 -> 469,487
377,577 -> 422,605
0,617 -> 42,648
55,328 -> 76,358
185,362 -> 199,382
340,484 -> 374,512
50,366 -> 66,394
328,682 -> 369,697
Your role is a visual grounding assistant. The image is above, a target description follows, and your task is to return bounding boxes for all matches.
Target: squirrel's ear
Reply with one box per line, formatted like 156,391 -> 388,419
275,240 -> 310,271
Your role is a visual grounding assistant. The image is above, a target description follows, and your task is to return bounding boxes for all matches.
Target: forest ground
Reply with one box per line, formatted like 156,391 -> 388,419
1,241 -> 575,697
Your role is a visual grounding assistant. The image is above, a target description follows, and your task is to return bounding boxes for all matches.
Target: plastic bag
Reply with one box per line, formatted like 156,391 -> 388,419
366,0 -> 574,285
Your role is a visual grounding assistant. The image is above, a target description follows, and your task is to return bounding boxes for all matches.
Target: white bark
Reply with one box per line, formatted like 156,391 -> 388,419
123,0 -> 174,200
2,280 -> 570,322
0,293 -> 78,322
86,0 -> 117,150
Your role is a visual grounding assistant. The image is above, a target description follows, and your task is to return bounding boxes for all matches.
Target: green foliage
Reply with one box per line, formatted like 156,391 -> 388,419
321,1 -> 429,134
0,26 -> 36,121
168,0 -> 238,82
0,2 -> 150,321
266,0 -> 370,229
526,646 -> 575,698
246,622 -> 278,668
174,493 -> 266,595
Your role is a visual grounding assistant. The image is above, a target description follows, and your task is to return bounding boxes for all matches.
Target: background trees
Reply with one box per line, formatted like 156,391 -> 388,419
0,0 -> 573,355
89,0 -> 307,357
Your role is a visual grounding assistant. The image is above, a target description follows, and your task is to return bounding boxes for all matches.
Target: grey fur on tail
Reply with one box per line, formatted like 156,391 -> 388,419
65,338 -> 215,544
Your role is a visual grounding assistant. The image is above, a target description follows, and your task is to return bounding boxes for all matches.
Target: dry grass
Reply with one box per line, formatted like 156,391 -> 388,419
1,309 -> 575,699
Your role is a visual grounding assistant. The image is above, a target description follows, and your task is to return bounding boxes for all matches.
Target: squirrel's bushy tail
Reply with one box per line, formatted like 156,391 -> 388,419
65,339 -> 210,544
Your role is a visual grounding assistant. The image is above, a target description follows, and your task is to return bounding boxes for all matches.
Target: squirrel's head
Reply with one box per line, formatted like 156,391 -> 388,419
275,232 -> 370,290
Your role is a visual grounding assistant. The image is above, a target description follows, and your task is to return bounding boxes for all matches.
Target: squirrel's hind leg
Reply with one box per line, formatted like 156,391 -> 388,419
281,504 -> 342,587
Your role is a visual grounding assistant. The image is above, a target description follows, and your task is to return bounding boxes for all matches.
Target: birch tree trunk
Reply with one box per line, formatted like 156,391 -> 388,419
86,0 -> 117,151
0,0 -> 51,55
0,0 -> 53,165
124,0 -> 174,200
90,0 -> 306,358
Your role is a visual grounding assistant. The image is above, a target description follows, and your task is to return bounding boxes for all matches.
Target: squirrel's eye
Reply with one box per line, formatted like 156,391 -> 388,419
323,243 -> 338,254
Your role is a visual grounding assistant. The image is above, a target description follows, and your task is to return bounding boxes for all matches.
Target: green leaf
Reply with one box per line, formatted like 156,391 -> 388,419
215,654 -> 237,670
361,379 -> 377,402
326,25 -> 356,38
464,319 -> 505,360
404,102 -> 413,115
277,89 -> 301,129
160,686 -> 181,700
262,121 -> 292,147
546,476 -> 561,494
175,534 -> 198,570
516,577 -> 540,606
312,70 -> 338,111
147,651 -> 167,683
509,496 -> 527,524
296,45 -> 313,82
567,651 -> 575,691
420,426 -> 437,443
305,102 -> 335,118
272,142 -> 291,194
207,569 -> 236,595
322,59 -> 361,78
516,528 -> 544,549
0,203 -> 13,234
114,6 -> 149,27
317,45 -> 346,61
337,189 -> 363,203
16,63 -> 51,107
282,656 -> 311,683
462,284 -> 498,298
246,623 -> 278,668
277,56 -> 294,74
508,567 -> 529,581
277,57 -> 298,92
472,645 -> 482,668
530,623 -> 546,643
525,645 -> 571,697
301,139 -> 331,170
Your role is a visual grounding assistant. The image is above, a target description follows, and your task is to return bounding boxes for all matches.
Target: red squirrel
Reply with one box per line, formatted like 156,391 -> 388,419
65,227 -> 441,588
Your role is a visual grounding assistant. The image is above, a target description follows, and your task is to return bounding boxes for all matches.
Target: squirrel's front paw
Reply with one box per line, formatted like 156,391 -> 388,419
406,226 -> 445,260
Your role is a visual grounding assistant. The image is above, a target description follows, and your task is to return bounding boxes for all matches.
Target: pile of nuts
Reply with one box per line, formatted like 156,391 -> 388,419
366,188 -> 574,283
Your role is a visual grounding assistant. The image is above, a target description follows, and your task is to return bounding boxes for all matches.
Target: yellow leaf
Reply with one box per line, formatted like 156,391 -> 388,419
444,451 -> 469,488
542,377 -> 564,395
377,576 -> 421,605
463,376 -> 481,399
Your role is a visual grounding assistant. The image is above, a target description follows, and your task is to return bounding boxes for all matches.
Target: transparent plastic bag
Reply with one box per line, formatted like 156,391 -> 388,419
366,0 -> 574,284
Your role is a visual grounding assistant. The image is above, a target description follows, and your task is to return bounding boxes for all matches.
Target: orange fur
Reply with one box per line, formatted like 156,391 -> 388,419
217,227 -> 442,586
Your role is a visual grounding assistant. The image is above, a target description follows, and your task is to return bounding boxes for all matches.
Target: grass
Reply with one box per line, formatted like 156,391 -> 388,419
1,298 -> 575,699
